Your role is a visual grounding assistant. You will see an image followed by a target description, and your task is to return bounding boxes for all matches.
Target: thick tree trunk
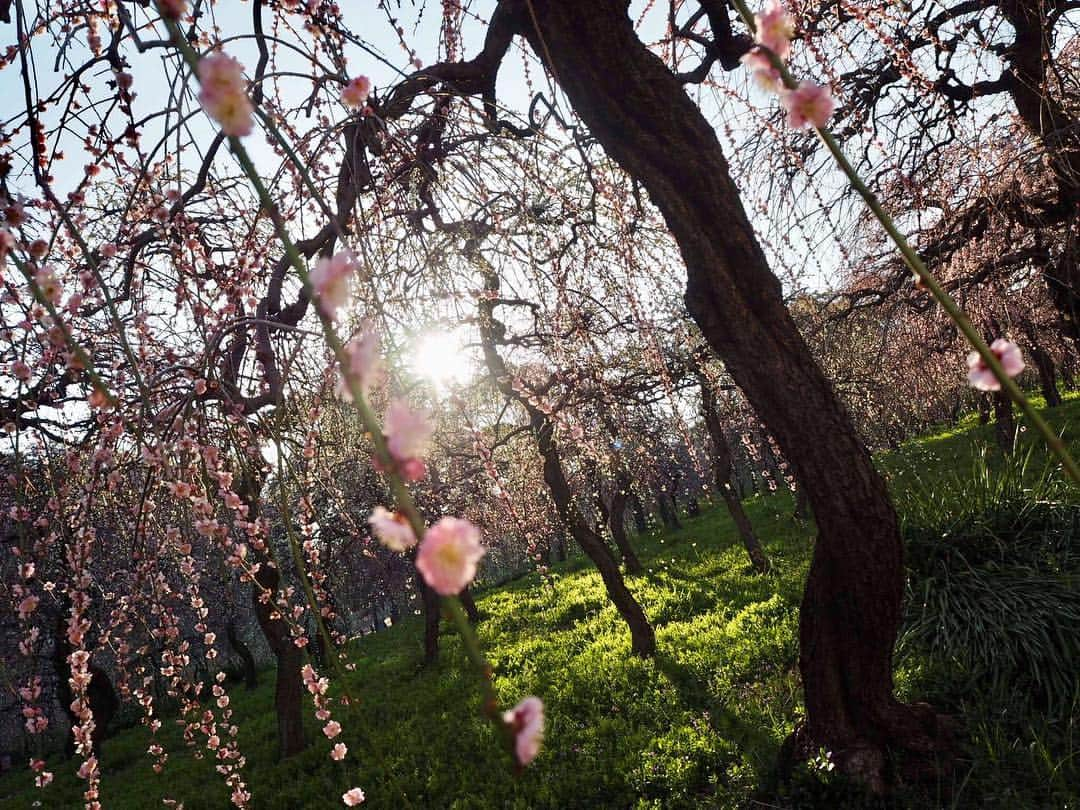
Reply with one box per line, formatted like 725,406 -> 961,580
552,530 -> 568,562
512,0 -> 949,787
239,471 -> 306,759
226,619 -> 259,690
977,393 -> 992,424
251,557 -> 306,758
700,377 -> 769,572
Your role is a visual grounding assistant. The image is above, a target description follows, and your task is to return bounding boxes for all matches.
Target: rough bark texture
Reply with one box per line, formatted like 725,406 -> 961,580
700,377 -> 769,573
1029,343 -> 1062,407
511,0 -> 950,788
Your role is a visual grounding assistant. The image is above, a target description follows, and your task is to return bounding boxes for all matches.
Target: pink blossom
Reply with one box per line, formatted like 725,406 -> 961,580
338,324 -> 382,400
342,788 -> 365,806
967,339 -> 1025,391
383,399 -> 433,473
197,53 -> 254,137
0,228 -> 13,264
323,720 -> 342,738
368,506 -> 418,552
781,81 -> 835,129
754,1 -> 795,60
415,517 -> 485,596
740,48 -> 782,92
17,594 -> 39,619
342,76 -> 372,109
331,742 -> 347,760
503,696 -> 544,766
34,265 -> 62,305
309,250 -> 356,320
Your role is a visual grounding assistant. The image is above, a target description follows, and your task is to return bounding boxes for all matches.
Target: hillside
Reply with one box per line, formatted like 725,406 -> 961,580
3,397 -> 1080,809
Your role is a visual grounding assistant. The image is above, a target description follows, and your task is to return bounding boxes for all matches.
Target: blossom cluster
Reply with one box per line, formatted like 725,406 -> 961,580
740,2 -> 835,130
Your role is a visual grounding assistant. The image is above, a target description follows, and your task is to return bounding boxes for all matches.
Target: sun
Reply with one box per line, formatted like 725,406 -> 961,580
411,329 -> 474,392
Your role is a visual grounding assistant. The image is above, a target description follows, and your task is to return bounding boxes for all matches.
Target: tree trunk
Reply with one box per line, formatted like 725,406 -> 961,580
977,394 -> 991,424
226,619 -> 259,690
630,491 -> 648,534
656,489 -> 681,531
476,259 -> 656,657
416,570 -> 441,664
239,470 -> 306,759
1030,344 -> 1061,407
700,376 -> 769,572
609,479 -> 643,574
513,0 -> 949,787
993,390 -> 1015,454
460,587 -> 481,623
552,530 -> 568,562
251,556 -> 306,758
53,609 -> 118,758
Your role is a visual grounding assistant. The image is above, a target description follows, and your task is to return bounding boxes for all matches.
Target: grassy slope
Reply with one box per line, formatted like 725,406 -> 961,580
4,395 -> 1080,809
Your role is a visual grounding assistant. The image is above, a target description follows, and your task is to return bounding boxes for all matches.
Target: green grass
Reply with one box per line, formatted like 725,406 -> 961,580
4,396 -> 1080,808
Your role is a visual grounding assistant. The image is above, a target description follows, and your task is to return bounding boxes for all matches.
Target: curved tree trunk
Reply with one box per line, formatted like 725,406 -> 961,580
699,376 -> 769,573
512,0 -> 949,788
251,556 -> 306,758
476,258 -> 656,657
656,489 -> 681,531
608,479 -> 644,574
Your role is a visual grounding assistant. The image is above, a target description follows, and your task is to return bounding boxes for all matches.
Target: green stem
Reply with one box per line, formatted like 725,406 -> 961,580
730,0 -> 1080,484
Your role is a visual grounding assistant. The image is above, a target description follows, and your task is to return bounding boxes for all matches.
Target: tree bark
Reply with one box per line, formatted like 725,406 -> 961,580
629,491 -> 648,534
608,476 -> 644,573
416,569 -> 441,664
460,586 -> 481,623
476,257 -> 656,656
239,470 -> 306,759
700,376 -> 769,572
226,619 -> 259,690
1030,344 -> 1061,407
510,0 -> 949,787
656,489 -> 681,531
53,609 -> 118,758
993,390 -> 1015,454
251,556 -> 306,758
